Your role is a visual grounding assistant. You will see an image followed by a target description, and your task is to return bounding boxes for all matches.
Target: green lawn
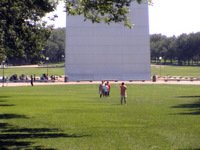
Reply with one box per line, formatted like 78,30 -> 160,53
151,65 -> 200,77
2,66 -> 64,77
1,65 -> 200,78
0,84 -> 200,149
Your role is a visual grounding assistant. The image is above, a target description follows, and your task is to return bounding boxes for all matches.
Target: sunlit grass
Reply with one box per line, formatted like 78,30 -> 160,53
2,66 -> 64,77
1,65 -> 200,78
0,84 -> 200,149
151,65 -> 200,77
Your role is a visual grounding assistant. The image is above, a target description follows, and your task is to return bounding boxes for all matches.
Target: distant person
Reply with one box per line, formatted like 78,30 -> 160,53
106,81 -> 111,96
30,75 -> 34,86
103,83 -> 109,97
120,82 -> 127,104
99,81 -> 104,98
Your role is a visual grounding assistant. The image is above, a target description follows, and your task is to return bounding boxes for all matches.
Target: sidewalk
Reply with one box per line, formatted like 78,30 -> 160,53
1,79 -> 200,87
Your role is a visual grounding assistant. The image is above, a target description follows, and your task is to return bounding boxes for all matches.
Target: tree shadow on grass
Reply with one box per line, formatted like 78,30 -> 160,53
0,115 -> 90,149
0,114 -> 28,119
0,96 -> 10,103
0,100 -> 7,102
0,104 -> 15,107
0,96 -> 10,99
0,96 -> 15,107
177,96 -> 200,98
0,102 -> 90,149
171,96 -> 200,115
177,148 -> 200,150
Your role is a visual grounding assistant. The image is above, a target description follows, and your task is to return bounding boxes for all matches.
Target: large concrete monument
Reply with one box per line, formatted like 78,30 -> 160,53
65,2 -> 150,81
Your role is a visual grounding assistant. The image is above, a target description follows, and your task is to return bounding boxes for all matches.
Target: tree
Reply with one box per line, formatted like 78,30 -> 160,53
176,34 -> 190,65
150,34 -> 168,63
164,36 -> 177,64
45,28 -> 65,63
65,0 -> 151,28
0,0 -> 58,64
187,32 -> 200,64
150,32 -> 200,66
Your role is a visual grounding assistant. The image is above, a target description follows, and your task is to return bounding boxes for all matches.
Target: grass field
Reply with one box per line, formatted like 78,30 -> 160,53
0,84 -> 200,149
151,65 -> 200,77
1,65 -> 200,78
2,65 -> 64,77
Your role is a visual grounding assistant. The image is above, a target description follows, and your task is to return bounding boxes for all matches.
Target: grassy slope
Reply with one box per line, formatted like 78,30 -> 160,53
0,84 -> 200,149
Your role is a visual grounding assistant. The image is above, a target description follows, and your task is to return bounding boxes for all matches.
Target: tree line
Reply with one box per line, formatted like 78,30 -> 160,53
151,33 -> 200,65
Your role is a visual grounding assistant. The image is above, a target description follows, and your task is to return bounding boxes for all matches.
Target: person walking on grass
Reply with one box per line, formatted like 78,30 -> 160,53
30,75 -> 34,86
106,81 -> 111,96
103,82 -> 109,97
99,81 -> 104,98
120,82 -> 127,105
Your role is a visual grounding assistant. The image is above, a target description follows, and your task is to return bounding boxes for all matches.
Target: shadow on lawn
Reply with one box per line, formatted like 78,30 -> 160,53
0,103 -> 90,149
0,124 -> 89,149
0,114 -> 28,119
0,104 -> 15,106
171,96 -> 200,115
0,96 -> 11,101
0,96 -> 15,106
0,96 -> 10,99
177,148 -> 199,150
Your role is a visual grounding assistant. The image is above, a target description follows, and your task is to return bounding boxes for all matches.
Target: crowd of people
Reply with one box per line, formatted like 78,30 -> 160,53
99,81 -> 127,105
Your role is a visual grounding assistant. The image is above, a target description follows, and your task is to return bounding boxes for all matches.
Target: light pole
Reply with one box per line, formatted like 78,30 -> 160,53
2,60 -> 5,87
159,56 -> 162,77
46,57 -> 49,76
61,54 -> 64,62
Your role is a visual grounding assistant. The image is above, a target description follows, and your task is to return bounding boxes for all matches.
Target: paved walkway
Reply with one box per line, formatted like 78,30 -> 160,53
2,65 -> 199,87
1,79 -> 200,87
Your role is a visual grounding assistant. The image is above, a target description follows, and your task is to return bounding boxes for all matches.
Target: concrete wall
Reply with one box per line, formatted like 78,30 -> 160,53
65,2 -> 150,81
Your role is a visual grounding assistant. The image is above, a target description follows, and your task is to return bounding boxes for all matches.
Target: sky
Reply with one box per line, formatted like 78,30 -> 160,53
47,0 -> 200,37
149,0 -> 200,36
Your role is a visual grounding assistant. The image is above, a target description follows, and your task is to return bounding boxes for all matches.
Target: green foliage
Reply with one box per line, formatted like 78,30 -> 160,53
45,28 -> 65,62
65,0 -> 150,28
0,0 -> 58,64
0,84 -> 200,149
150,33 -> 200,65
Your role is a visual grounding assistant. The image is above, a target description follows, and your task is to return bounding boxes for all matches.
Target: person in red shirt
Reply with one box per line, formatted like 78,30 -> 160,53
106,81 -> 111,96
120,82 -> 127,104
